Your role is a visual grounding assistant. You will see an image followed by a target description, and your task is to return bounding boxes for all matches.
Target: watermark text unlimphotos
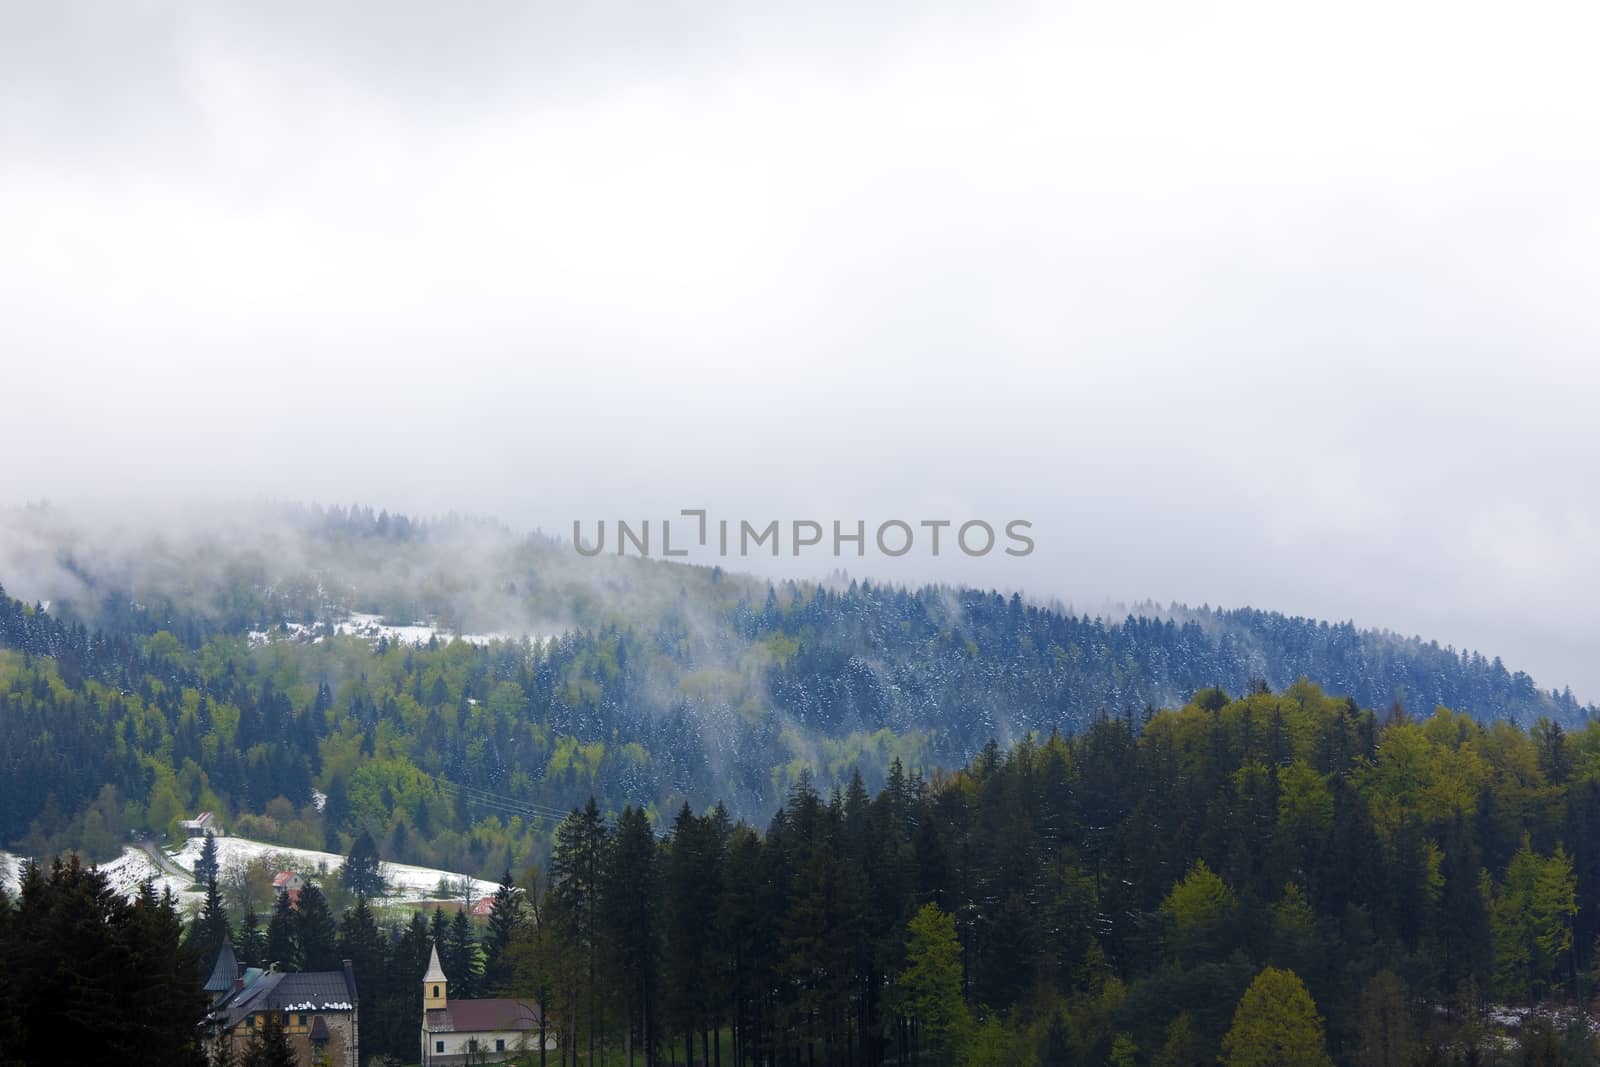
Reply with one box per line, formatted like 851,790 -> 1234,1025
573,510 -> 1034,559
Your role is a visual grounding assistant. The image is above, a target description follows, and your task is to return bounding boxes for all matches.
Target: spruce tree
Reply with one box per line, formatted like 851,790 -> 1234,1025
338,897 -> 385,1059
240,1012 -> 295,1067
551,798 -> 608,1065
235,908 -> 266,969
342,829 -> 385,899
295,883 -> 340,972
601,807 -> 658,1060
9,857 -> 207,1066
430,906 -> 450,964
186,873 -> 233,973
483,868 -> 526,994
447,908 -> 483,998
194,832 -> 220,886
385,912 -> 434,1057
266,892 -> 297,971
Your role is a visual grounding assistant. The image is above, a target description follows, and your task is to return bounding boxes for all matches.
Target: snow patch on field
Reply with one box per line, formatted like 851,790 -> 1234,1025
0,847 -> 202,908
173,835 -> 499,904
2,837 -> 496,909
100,848 -> 203,907
248,612 -> 539,649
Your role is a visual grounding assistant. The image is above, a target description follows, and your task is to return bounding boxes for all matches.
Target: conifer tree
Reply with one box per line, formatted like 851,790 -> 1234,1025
295,883 -> 340,972
602,806 -> 659,1061
342,829 -> 385,899
483,868 -> 526,995
551,798 -> 608,1064
187,873 -> 233,973
235,908 -> 266,969
447,908 -> 483,999
1351,970 -> 1415,1067
265,891 -> 297,971
6,857 -> 207,1066
240,1012 -> 295,1067
195,831 -> 220,886
338,897 -> 385,1058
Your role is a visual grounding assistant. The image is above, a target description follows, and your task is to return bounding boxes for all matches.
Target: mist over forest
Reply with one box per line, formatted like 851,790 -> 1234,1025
2,500 -> 1590,867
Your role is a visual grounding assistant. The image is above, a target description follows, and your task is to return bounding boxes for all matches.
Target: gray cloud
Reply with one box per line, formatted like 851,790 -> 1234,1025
2,0 -> 1598,697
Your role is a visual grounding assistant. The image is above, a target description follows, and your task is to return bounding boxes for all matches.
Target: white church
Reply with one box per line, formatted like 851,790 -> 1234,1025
421,941 -> 552,1065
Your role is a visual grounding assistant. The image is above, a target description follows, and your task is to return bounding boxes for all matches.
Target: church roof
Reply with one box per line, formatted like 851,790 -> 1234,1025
204,942 -> 239,996
424,941 -> 447,982
425,998 -> 542,1034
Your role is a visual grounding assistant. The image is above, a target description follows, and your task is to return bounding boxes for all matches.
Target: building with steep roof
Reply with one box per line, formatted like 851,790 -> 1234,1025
203,941 -> 242,1005
180,811 -> 223,836
421,941 -> 549,1065
200,947 -> 359,1067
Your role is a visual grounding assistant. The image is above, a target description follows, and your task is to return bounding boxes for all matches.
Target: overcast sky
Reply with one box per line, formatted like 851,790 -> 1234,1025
3,1 -> 1598,698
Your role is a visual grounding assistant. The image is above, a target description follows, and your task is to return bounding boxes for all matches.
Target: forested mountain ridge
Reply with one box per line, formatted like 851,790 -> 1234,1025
490,683 -> 1600,1066
12,684 -> 1600,1065
0,503 -> 1592,879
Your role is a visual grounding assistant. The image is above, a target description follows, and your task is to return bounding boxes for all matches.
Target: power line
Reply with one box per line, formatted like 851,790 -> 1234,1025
426,774 -> 576,823
435,780 -> 574,821
425,774 -> 664,836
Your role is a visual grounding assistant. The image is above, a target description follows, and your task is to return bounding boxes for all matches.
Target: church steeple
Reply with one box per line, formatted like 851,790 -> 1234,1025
423,940 -> 448,1010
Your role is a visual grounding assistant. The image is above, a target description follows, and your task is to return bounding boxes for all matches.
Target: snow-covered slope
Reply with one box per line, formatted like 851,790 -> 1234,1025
101,847 -> 203,906
171,835 -> 499,903
248,612 -> 537,649
2,838 -> 498,909
0,846 -> 201,906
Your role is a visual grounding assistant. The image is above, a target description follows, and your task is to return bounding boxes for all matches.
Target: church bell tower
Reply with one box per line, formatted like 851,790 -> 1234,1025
423,941 -> 448,1010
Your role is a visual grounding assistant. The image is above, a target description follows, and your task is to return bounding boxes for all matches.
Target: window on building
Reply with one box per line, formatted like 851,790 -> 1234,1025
245,1015 -> 255,1029
497,1039 -> 506,1052
468,1038 -> 479,1051
433,984 -> 440,998
436,1041 -> 445,1053
297,1014 -> 306,1026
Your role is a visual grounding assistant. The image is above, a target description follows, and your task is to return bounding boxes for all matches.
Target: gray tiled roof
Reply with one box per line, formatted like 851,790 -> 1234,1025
204,943 -> 239,997
212,969 -> 357,1029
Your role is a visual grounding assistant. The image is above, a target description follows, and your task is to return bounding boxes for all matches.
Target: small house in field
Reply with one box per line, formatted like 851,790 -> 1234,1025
180,811 -> 223,837
273,870 -> 305,900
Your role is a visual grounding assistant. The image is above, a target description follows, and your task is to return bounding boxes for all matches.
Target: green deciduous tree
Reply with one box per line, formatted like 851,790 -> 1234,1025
1492,835 -> 1578,999
1220,966 -> 1332,1067
1161,859 -> 1235,960
897,903 -> 970,1064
